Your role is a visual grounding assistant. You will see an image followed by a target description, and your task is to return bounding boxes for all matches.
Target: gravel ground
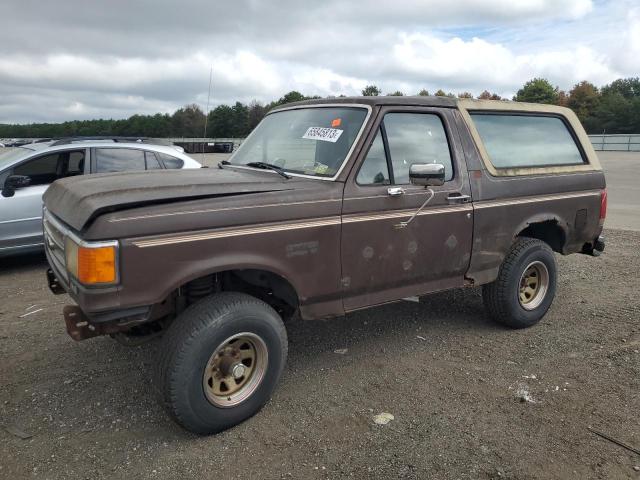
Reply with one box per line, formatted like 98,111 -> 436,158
0,228 -> 639,479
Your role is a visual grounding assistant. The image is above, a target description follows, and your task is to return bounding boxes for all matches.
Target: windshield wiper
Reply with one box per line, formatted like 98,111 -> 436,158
245,162 -> 291,179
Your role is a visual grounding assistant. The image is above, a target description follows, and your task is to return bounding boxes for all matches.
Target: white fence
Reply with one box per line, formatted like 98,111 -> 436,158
589,134 -> 640,152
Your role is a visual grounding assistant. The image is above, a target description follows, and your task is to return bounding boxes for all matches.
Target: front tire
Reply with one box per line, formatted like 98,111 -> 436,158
483,237 -> 557,329
155,292 -> 287,434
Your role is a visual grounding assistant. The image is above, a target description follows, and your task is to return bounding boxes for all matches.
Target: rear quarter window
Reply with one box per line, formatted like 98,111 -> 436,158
95,148 -> 146,173
156,152 -> 184,169
470,113 -> 585,168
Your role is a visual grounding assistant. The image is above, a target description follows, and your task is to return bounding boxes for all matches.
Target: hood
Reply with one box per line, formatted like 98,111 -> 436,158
43,167 -> 295,231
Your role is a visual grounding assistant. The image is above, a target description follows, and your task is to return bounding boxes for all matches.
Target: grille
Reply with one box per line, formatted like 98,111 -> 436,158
43,211 -> 68,282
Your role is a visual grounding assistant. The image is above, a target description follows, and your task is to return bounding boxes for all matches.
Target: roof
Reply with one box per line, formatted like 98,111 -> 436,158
19,140 -> 185,155
1,140 -> 199,171
272,96 -> 570,113
279,95 -> 458,110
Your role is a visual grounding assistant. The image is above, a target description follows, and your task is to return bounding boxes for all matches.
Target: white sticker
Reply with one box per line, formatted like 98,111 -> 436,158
302,127 -> 343,143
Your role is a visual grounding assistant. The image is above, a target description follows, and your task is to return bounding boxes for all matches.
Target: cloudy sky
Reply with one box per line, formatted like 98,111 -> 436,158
1,0 -> 639,123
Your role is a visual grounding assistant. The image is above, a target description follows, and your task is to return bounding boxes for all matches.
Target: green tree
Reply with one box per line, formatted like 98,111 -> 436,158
567,81 -> 599,123
477,90 -> 502,100
278,91 -> 306,105
207,104 -> 234,137
387,91 -> 404,96
457,92 -> 473,99
171,104 -> 206,137
417,89 -> 430,96
361,85 -> 381,96
433,89 -> 455,98
229,102 -> 249,137
589,93 -> 638,134
515,78 -> 559,104
556,90 -> 569,107
247,100 -> 266,131
601,77 -> 640,99
266,91 -> 308,111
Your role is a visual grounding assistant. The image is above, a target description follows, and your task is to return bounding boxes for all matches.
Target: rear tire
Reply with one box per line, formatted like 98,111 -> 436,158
155,292 -> 287,434
483,237 -> 557,329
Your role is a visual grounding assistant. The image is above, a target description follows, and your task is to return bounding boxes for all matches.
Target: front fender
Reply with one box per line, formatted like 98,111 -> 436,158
115,222 -> 343,316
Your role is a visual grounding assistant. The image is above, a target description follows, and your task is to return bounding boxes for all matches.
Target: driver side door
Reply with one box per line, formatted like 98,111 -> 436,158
340,107 -> 473,311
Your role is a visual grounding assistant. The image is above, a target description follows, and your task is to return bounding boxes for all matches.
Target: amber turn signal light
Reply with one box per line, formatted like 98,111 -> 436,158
65,238 -> 117,285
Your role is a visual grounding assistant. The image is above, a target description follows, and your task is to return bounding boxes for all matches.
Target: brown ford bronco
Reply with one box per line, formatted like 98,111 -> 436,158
43,96 -> 606,434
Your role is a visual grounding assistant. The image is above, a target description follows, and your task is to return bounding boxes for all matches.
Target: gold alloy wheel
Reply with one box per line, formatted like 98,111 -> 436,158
518,261 -> 550,310
202,332 -> 268,407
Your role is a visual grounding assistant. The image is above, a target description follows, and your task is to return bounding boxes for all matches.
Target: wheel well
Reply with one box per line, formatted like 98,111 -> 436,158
517,220 -> 566,253
178,269 -> 299,320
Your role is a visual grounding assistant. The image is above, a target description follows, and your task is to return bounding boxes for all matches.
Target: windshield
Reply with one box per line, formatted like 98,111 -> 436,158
229,106 -> 368,178
0,147 -> 31,171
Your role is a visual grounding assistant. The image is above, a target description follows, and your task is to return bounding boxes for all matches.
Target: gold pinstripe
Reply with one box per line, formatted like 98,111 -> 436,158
474,190 -> 600,209
342,205 -> 471,224
133,217 -> 342,248
132,206 -> 471,247
131,190 -> 599,248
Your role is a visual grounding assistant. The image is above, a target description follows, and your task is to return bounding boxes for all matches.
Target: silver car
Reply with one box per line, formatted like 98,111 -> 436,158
0,138 -> 201,257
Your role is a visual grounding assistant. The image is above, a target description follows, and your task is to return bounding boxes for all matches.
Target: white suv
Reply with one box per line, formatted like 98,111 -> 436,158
0,138 -> 201,257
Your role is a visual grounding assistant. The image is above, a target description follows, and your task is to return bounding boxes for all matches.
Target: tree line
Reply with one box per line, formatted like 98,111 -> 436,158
1,77 -> 639,138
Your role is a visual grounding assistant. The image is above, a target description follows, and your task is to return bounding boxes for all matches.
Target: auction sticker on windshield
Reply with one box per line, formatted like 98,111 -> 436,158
302,127 -> 343,143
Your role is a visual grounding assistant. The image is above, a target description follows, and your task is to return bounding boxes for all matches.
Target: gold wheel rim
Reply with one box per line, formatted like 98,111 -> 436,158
202,332 -> 268,408
518,261 -> 549,310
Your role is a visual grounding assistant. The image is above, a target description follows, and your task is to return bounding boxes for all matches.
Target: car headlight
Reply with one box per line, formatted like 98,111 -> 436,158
65,237 -> 118,285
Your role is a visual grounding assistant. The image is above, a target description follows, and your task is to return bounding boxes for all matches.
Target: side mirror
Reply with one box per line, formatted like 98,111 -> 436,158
409,163 -> 445,187
1,175 -> 31,198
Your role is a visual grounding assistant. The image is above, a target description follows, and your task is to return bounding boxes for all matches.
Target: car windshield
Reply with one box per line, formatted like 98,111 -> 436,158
229,106 -> 368,178
0,147 -> 31,170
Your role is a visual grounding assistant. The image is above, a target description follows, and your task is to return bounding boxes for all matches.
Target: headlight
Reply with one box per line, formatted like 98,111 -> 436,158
65,237 -> 118,285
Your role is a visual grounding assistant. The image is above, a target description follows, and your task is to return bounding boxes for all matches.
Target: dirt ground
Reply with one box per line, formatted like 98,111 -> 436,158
0,226 -> 639,479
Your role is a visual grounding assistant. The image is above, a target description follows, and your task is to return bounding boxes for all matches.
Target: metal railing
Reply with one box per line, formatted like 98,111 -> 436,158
589,134 -> 640,152
166,138 -> 244,149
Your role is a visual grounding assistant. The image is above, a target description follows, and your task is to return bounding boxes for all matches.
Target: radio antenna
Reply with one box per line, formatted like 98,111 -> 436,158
202,65 -> 213,154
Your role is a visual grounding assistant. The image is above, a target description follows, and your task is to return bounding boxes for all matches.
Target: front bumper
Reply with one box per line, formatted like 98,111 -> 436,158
47,268 -> 66,295
63,305 -> 123,341
46,242 -> 153,341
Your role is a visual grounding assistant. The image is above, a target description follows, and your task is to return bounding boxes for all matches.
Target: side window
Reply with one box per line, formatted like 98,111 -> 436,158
145,152 -> 162,170
13,153 -> 60,186
65,150 -> 85,176
470,113 -> 585,168
356,113 -> 454,186
95,148 -> 145,173
384,113 -> 453,184
356,129 -> 390,185
156,152 -> 184,169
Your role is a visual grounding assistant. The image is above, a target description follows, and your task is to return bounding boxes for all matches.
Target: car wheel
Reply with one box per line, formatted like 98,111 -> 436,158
482,237 -> 557,329
155,292 -> 287,434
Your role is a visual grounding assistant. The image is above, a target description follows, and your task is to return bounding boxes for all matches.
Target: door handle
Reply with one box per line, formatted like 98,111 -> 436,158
447,193 -> 471,204
387,187 -> 405,197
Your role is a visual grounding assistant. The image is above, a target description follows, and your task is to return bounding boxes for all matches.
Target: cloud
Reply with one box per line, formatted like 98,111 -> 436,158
390,33 -> 618,92
608,7 -> 640,73
0,0 -> 637,123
